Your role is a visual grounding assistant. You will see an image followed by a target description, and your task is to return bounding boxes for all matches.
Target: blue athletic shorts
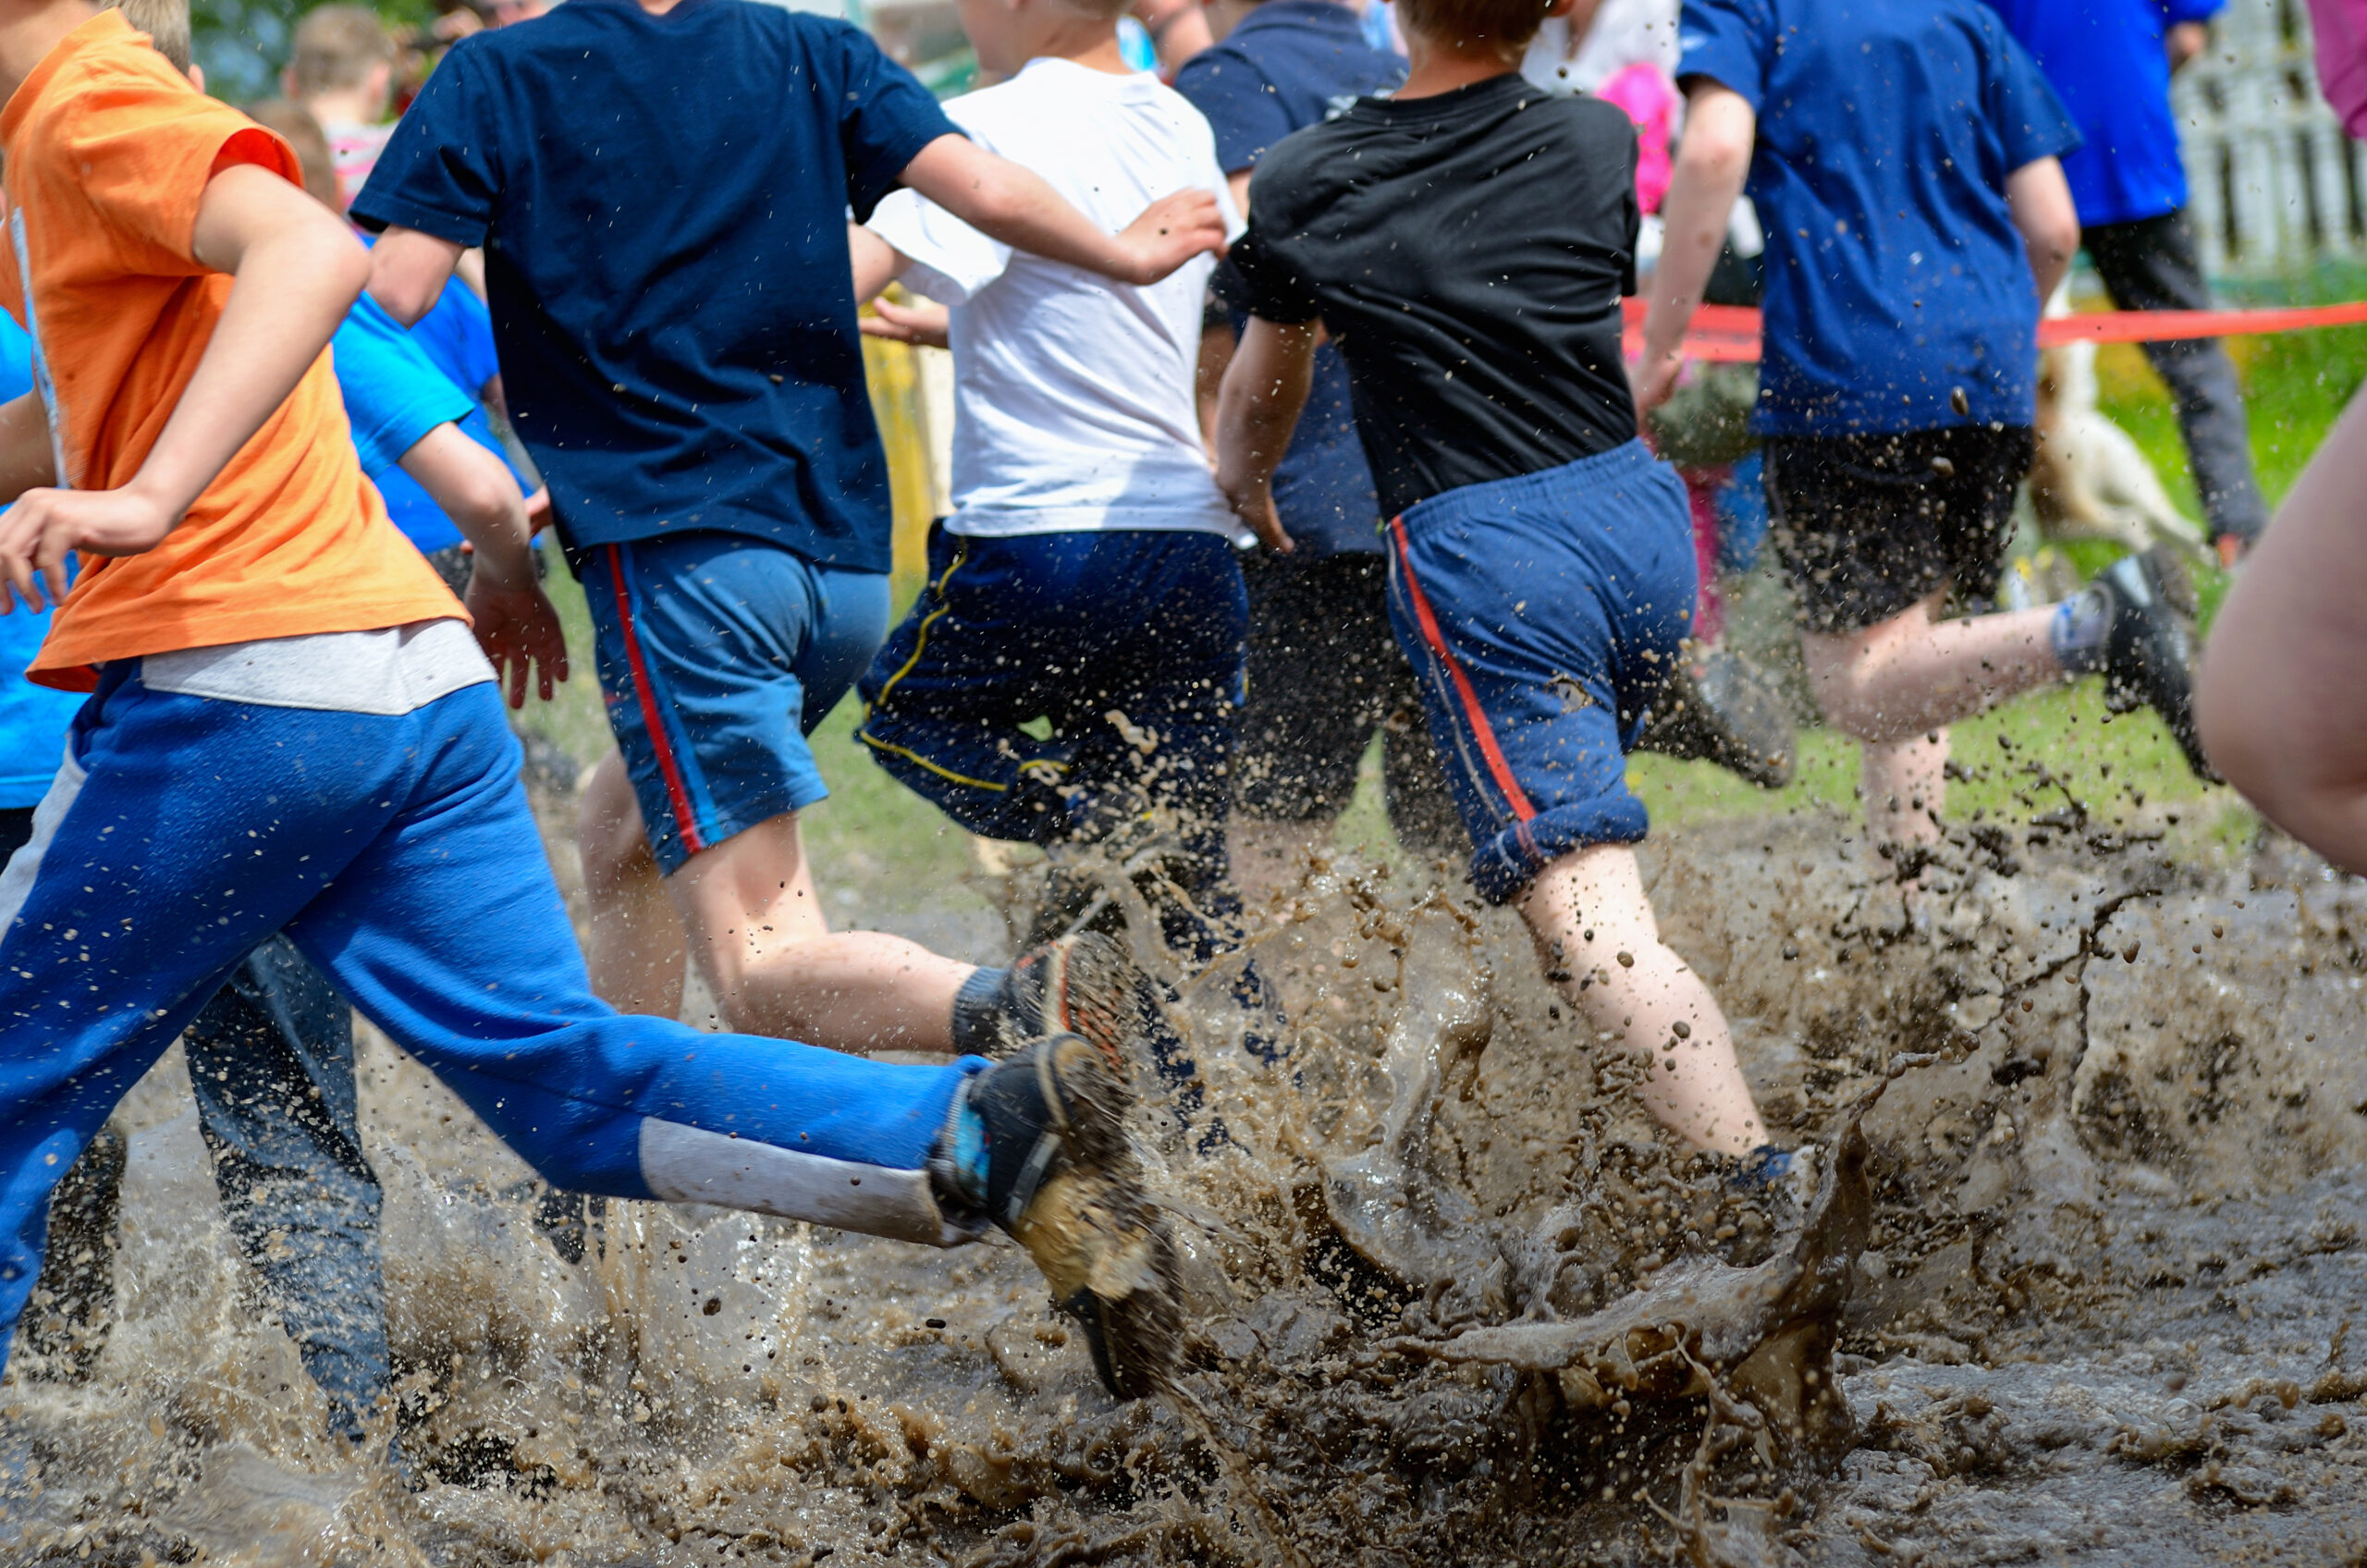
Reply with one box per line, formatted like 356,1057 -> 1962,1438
1384,439 -> 1696,904
571,533 -> 891,873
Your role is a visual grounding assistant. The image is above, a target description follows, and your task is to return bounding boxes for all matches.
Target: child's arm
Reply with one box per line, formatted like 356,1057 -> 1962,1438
0,393 -> 58,513
367,227 -> 466,328
898,135 -> 1226,288
394,423 -> 570,706
846,222 -> 950,349
2005,156 -> 2079,306
1213,316 -> 1319,554
0,165 -> 369,611
1634,81 -> 1755,415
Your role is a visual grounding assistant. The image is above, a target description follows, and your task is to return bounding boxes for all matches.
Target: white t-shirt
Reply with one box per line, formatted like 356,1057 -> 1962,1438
1521,0 -> 1679,95
866,58 -> 1245,539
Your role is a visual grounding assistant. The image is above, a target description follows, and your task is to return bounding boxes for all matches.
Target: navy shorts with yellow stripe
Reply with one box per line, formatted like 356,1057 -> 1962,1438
1385,440 -> 1696,904
854,524 -> 1245,852
571,532 -> 890,874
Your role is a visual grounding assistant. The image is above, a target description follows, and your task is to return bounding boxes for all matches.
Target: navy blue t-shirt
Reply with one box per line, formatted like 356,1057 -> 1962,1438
1678,0 -> 2079,436
1175,1 -> 1402,557
1988,0 -> 2218,229
353,0 -> 958,568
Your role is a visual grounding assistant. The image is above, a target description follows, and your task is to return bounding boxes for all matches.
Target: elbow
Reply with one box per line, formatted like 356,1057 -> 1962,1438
321,229 -> 372,313
368,268 -> 435,328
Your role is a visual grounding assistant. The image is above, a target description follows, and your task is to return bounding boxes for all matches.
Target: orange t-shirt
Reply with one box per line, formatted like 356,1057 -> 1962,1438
0,11 -> 459,692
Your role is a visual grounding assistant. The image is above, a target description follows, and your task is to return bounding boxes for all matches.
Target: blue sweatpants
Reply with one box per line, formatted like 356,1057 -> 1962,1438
0,664 -> 983,1377
1385,440 -> 1697,904
855,528 -> 1246,949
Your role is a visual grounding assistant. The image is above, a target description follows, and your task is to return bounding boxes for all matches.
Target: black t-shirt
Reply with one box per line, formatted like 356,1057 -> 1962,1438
1226,76 -> 1641,518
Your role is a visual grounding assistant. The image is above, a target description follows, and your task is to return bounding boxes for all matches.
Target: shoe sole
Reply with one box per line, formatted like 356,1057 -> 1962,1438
1035,933 -> 1147,1082
1003,1037 -> 1183,1399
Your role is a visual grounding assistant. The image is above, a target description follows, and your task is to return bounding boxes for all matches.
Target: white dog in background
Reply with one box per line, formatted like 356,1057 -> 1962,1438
2027,292 -> 2214,567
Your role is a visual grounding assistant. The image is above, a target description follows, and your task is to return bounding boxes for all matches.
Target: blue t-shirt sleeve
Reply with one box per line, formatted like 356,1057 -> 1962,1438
351,44 -> 500,244
0,312 -> 33,404
1173,52 -> 1295,174
333,297 -> 476,480
828,21 -> 962,221
1986,22 -> 2082,168
1677,0 -> 1774,110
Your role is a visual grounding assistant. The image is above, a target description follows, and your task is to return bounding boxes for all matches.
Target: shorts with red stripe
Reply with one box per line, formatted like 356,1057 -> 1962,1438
1384,439 -> 1695,904
571,532 -> 891,873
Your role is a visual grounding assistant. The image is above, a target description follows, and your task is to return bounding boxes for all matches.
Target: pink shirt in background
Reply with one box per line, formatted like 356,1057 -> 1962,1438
321,118 -> 394,210
1596,61 -> 1678,214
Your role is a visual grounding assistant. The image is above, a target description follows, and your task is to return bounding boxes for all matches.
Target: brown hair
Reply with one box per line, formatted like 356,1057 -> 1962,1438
102,0 -> 193,75
1392,0 -> 1555,55
243,99 -> 342,208
288,4 -> 397,98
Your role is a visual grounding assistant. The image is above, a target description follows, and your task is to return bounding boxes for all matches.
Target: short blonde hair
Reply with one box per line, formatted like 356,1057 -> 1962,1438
103,0 -> 192,75
288,5 -> 397,98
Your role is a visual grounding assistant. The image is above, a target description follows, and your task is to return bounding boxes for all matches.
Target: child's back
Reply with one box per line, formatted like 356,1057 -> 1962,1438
1678,0 -> 2074,435
357,0 -> 954,561
1233,82 -> 1639,514
869,60 -> 1237,535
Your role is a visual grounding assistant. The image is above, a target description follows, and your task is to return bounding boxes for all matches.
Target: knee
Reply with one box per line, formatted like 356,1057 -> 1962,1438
576,753 -> 654,891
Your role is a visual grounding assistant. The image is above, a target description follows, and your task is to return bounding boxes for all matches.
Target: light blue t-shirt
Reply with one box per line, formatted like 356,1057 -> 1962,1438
0,312 -> 87,810
332,292 -> 478,553
365,272 -> 529,555
1679,0 -> 2080,435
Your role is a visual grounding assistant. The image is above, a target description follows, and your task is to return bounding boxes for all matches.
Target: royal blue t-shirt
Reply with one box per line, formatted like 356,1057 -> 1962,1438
0,312 -> 82,809
1679,0 -> 2079,435
1988,0 -> 2219,229
333,292 -> 479,553
1177,0 -> 1403,556
353,0 -> 959,570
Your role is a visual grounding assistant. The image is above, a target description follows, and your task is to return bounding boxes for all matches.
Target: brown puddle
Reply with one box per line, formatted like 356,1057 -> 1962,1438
7,801 -> 2367,1565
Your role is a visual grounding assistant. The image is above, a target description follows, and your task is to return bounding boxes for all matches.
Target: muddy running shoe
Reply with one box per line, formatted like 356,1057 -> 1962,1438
2095,553 -> 2213,779
953,1035 -> 1183,1399
1635,644 -> 1796,790
978,931 -> 1197,1090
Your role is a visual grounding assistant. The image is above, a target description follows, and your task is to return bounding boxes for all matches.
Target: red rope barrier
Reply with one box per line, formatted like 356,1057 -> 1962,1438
1620,297 -> 2367,364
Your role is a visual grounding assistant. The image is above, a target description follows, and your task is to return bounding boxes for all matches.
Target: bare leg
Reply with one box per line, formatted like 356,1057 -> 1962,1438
1860,733 -> 1951,851
578,750 -> 688,1017
1802,592 -> 2065,842
666,812 -> 973,1054
2200,390 -> 2367,868
1516,845 -> 1767,1158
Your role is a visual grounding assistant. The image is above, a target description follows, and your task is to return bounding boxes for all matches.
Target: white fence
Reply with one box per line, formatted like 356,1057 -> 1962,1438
2175,0 -> 2366,275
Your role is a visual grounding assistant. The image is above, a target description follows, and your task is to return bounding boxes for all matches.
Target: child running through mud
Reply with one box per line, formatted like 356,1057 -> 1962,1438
1212,0 -> 1789,1176
1637,0 -> 2211,863
352,0 -> 1225,1071
0,0 -> 1189,1417
846,0 -> 1252,969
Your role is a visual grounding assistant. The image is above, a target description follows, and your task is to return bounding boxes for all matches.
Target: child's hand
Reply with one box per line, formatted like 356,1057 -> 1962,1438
1628,347 -> 1686,417
0,485 -> 178,613
1115,190 -> 1227,286
860,298 -> 951,350
1223,481 -> 1294,555
465,568 -> 570,707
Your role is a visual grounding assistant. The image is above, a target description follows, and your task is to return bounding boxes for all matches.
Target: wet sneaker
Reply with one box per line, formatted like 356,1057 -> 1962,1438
993,932 -> 1199,1094
1635,644 -> 1797,790
2096,553 -> 2213,779
958,1035 -> 1183,1400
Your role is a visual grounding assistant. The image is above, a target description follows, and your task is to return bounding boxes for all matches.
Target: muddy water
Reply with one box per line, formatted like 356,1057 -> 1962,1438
9,799 -> 2367,1566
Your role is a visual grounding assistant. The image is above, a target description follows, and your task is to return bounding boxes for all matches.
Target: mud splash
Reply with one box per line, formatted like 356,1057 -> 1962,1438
8,801 -> 2367,1565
